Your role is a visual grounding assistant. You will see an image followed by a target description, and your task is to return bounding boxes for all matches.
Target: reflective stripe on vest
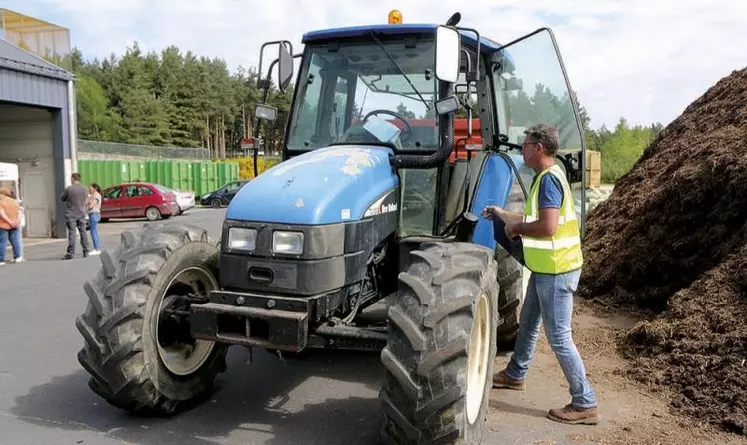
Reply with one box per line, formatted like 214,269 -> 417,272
522,164 -> 583,274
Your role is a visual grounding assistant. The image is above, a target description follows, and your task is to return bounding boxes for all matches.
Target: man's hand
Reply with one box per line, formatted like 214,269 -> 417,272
483,205 -> 525,225
505,223 -> 521,239
481,205 -> 502,220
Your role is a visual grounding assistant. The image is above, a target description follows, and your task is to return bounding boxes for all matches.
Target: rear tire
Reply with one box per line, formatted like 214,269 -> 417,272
379,242 -> 498,444
495,246 -> 525,351
145,206 -> 161,221
75,223 -> 229,416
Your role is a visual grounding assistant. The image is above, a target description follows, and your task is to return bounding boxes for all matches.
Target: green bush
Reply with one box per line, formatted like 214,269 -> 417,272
588,118 -> 660,184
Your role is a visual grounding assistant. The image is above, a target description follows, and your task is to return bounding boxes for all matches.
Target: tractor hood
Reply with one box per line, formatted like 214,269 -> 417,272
225,145 -> 399,225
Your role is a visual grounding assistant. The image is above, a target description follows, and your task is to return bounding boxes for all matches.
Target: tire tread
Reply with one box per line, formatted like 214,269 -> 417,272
380,242 -> 499,444
495,247 -> 525,348
76,223 -> 228,416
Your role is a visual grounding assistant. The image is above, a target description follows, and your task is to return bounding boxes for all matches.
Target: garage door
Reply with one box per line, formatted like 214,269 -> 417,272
0,104 -> 55,238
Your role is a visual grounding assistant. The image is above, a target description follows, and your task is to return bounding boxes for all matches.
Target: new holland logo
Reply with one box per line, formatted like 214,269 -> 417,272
364,194 -> 398,217
381,203 -> 398,213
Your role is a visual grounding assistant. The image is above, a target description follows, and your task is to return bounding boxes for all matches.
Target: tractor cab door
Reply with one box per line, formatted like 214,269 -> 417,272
489,27 -> 588,235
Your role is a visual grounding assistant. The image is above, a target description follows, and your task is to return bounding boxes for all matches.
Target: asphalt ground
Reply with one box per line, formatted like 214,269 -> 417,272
0,207 -> 603,445
0,208 -> 387,445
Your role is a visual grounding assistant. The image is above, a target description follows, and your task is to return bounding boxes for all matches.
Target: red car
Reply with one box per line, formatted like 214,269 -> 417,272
100,182 -> 180,221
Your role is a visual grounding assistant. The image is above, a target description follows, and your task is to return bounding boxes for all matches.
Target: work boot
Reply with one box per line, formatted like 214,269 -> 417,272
492,369 -> 526,390
547,403 -> 600,425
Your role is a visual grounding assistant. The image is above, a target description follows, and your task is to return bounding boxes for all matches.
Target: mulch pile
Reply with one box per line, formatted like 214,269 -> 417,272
578,67 -> 747,435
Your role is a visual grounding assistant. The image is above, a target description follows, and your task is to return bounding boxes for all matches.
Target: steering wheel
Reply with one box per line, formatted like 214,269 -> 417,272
362,109 -> 413,143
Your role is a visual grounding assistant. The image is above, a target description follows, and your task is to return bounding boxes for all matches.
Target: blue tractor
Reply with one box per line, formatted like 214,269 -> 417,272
75,11 -> 587,445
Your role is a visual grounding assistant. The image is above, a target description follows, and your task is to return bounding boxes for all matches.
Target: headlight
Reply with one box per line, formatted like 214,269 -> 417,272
228,227 -> 257,251
272,231 -> 304,254
202,193 -> 211,200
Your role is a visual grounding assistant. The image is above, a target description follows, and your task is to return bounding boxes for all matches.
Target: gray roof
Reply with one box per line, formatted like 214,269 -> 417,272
0,38 -> 74,81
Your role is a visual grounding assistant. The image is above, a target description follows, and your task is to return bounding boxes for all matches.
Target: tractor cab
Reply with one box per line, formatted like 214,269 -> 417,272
249,17 -> 587,242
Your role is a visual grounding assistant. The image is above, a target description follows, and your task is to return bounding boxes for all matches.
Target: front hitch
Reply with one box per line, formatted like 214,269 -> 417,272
159,293 -> 209,347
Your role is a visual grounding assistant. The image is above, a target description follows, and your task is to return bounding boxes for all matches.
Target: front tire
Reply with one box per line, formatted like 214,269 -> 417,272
380,242 -> 498,444
75,223 -> 229,416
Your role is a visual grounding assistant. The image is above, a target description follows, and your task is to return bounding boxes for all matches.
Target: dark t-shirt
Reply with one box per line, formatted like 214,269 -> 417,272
61,183 -> 88,219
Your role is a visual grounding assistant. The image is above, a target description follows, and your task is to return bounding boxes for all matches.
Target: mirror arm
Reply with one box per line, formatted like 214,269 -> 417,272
460,48 -> 472,81
253,52 -> 302,140
252,47 -> 300,178
261,58 -> 280,103
455,27 -> 481,140
454,27 -> 481,82
251,55 -> 281,178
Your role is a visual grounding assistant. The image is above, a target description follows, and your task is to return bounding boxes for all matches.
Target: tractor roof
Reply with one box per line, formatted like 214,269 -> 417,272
302,23 -> 506,55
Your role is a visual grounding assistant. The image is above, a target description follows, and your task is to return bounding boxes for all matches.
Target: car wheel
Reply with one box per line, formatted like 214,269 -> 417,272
146,207 -> 161,221
210,198 -> 222,209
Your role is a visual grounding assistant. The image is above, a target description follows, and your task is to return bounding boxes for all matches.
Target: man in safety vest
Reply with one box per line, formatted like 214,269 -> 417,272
482,124 -> 599,425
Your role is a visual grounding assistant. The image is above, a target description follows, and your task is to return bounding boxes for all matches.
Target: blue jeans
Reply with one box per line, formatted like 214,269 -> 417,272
0,227 -> 22,262
505,269 -> 597,409
89,212 -> 101,250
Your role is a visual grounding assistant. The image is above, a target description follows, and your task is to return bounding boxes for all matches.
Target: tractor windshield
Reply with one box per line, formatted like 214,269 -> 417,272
286,37 -> 440,153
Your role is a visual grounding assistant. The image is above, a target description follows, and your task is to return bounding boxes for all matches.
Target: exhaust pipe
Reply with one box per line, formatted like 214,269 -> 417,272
392,81 -> 454,169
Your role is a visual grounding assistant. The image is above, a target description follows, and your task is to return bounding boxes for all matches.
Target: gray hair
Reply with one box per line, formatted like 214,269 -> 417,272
524,124 -> 560,155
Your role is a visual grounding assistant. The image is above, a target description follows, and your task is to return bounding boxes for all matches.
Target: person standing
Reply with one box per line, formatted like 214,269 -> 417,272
482,124 -> 598,425
0,186 -> 23,265
60,173 -> 90,260
8,189 -> 24,263
86,183 -> 102,256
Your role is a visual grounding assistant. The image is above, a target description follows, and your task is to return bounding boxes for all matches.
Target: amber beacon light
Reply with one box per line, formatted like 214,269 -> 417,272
388,9 -> 402,24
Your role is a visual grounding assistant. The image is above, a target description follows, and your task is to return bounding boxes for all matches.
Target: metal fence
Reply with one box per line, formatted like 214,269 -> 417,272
77,140 -> 210,160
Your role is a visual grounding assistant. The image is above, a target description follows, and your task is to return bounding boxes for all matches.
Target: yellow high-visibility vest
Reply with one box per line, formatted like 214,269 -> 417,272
522,164 -> 583,274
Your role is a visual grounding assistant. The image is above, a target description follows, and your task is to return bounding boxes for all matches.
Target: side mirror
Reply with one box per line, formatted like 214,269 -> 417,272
435,26 -> 460,83
434,96 -> 459,115
278,43 -> 294,92
255,104 -> 278,122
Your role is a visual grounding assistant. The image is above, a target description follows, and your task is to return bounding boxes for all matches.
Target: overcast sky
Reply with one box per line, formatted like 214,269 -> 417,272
7,0 -> 747,129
